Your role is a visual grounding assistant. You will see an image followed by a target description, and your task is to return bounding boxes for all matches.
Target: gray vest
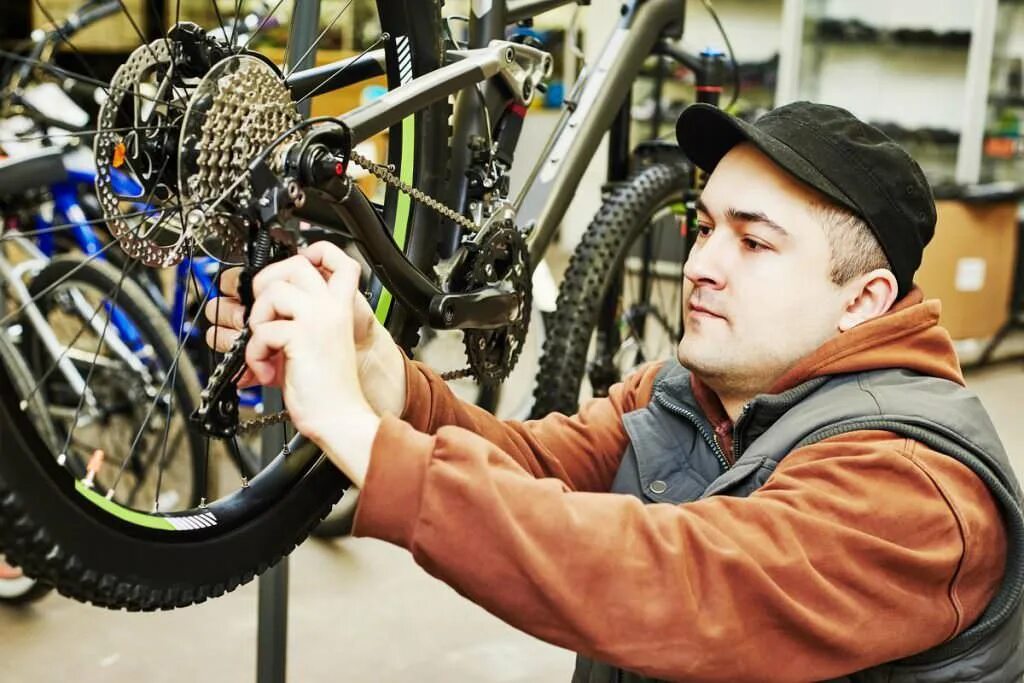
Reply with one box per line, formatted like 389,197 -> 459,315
573,361 -> 1024,683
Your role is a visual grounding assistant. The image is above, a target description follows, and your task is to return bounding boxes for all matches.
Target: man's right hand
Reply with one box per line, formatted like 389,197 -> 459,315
204,241 -> 408,417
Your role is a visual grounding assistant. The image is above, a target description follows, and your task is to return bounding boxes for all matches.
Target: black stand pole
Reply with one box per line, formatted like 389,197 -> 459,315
256,389 -> 289,683
255,2 -> 320,681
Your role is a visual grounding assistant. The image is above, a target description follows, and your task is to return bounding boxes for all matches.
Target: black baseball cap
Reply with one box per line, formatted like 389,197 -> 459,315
675,101 -> 935,297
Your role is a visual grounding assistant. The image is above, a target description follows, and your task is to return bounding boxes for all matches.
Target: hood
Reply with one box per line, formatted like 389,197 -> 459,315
768,287 -> 964,393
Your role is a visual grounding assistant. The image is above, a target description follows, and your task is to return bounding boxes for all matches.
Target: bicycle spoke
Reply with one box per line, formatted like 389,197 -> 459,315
0,49 -> 186,113
108,272 -> 215,499
295,32 -> 388,107
151,243 -> 195,511
52,254 -> 136,470
32,0 -> 118,105
0,125 -> 172,147
0,200 -> 214,242
0,203 -> 176,328
234,0 -> 288,55
13,259 -> 142,414
228,0 -> 244,49
284,0 -> 355,79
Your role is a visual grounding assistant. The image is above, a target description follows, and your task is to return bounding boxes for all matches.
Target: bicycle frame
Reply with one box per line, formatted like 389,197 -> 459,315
279,0 -> 686,330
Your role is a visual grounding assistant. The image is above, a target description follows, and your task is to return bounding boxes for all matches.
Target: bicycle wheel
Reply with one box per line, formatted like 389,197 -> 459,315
20,254 -> 206,511
0,0 -> 449,610
531,160 -> 690,418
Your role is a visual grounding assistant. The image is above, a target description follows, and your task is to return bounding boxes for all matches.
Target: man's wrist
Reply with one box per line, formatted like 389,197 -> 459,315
357,321 -> 407,417
310,408 -> 381,488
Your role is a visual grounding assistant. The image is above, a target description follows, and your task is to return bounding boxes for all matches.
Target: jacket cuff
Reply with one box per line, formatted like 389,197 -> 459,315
399,352 -> 426,423
352,413 -> 433,549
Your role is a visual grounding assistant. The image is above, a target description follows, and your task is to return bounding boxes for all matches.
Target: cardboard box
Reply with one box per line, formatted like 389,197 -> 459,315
914,199 -> 1019,340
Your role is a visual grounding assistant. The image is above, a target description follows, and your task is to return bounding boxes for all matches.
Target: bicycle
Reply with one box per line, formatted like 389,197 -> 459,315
0,0 -> 731,610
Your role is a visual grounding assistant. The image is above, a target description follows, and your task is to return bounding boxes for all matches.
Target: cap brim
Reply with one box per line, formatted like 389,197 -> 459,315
676,104 -> 857,211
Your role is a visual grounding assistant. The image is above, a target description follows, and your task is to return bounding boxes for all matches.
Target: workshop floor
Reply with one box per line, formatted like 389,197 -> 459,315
3,353 -> 1023,683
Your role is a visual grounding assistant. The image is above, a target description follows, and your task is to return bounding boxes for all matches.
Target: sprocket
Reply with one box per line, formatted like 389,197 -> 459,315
461,222 -> 531,385
179,54 -> 301,263
94,32 -> 300,267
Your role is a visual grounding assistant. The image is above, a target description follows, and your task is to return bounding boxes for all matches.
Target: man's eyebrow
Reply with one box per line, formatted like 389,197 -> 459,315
693,199 -> 791,238
726,207 -> 790,238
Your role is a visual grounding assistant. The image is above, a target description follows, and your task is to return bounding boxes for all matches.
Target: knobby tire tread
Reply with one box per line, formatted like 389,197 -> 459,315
530,162 -> 690,419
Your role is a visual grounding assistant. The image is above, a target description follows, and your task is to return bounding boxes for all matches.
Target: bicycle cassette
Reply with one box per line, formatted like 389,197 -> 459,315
95,30 -> 300,267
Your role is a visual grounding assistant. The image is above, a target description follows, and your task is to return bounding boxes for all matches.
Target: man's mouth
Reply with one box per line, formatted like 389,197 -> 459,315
688,300 -> 725,320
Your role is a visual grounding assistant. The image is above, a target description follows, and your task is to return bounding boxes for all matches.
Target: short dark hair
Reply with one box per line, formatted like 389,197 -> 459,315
813,202 -> 891,286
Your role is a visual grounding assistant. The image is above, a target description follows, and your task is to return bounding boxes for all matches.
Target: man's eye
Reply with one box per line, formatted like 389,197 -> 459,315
743,237 -> 767,251
696,223 -> 713,237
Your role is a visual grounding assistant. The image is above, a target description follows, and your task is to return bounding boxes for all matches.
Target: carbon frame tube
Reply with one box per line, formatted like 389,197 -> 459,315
339,44 -> 524,144
284,50 -> 387,102
516,0 -> 684,268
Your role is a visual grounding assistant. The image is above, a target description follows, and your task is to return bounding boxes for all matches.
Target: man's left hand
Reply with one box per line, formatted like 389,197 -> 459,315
245,247 -> 381,486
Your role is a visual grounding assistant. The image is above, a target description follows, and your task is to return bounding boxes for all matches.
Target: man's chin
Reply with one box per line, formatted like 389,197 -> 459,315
676,342 -> 729,380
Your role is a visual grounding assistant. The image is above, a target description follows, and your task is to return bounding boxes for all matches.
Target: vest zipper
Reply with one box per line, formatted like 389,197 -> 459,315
732,403 -> 752,459
655,396 -> 730,472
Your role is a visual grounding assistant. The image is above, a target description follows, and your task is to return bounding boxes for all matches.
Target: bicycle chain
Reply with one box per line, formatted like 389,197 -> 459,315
348,148 -> 479,233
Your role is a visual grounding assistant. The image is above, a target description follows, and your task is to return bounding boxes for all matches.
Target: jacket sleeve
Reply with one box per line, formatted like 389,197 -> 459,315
392,354 -> 659,493
353,421 -> 1006,682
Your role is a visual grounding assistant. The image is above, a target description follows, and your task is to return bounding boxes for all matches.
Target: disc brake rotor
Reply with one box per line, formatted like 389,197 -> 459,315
95,39 -> 188,267
95,40 -> 300,267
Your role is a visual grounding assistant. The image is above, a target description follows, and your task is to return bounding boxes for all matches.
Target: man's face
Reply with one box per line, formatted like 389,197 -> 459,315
677,143 -> 848,396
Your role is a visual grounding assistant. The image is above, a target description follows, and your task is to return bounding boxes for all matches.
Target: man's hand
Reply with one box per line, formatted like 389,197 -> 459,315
205,242 -> 407,417
203,242 -> 408,486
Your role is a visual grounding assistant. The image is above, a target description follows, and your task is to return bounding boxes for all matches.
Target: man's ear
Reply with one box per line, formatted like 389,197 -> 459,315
837,268 -> 899,332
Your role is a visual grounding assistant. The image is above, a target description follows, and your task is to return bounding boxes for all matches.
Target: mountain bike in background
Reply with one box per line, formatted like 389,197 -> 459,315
0,0 -> 733,609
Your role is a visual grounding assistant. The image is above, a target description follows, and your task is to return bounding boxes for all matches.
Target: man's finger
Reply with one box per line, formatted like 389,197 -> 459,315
302,241 -> 358,278
325,253 -> 363,303
205,325 -> 241,354
218,267 -> 242,298
252,254 -> 325,298
204,296 -> 246,329
246,320 -> 294,386
248,280 -> 307,327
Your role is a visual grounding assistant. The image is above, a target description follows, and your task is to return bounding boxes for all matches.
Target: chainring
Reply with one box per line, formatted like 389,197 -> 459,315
462,223 -> 531,385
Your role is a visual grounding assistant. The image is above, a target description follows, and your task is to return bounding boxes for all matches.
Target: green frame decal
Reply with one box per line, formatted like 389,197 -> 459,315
374,114 -> 416,325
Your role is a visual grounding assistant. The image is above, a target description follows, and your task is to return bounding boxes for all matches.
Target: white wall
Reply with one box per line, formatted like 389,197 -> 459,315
795,0 -> 973,131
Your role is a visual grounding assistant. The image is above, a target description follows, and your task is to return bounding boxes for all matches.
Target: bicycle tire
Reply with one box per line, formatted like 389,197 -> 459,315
531,161 -> 690,418
0,328 -> 56,607
0,0 -> 449,610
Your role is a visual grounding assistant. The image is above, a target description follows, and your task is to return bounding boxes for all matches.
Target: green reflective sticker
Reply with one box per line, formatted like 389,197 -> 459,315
375,288 -> 393,325
75,480 -> 175,530
373,114 -> 416,324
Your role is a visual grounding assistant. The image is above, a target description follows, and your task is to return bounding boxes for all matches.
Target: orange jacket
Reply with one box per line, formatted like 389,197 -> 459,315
354,290 -> 1006,682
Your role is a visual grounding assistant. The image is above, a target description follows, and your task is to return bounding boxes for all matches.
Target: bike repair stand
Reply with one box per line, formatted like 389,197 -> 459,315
255,2 -> 320,681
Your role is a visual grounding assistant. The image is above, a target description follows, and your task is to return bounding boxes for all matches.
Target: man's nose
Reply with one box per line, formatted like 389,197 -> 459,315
683,232 -> 727,289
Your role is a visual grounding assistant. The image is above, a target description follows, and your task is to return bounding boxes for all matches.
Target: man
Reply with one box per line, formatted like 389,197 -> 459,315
206,102 -> 1023,681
